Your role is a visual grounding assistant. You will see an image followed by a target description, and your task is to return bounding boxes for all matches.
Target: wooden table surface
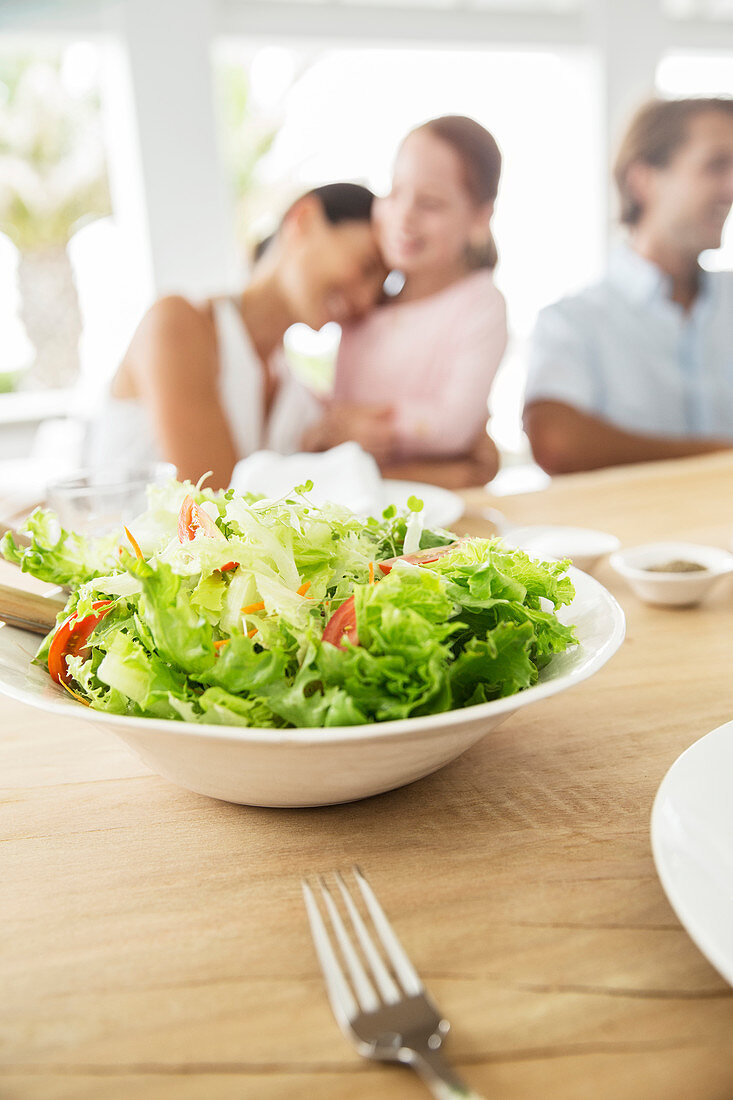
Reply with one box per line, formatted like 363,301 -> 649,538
3,453 -> 733,1100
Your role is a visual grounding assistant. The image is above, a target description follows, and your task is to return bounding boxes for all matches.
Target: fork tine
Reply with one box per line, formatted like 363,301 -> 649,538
302,879 -> 358,1025
353,865 -> 423,996
335,871 -> 401,1005
318,876 -> 380,1014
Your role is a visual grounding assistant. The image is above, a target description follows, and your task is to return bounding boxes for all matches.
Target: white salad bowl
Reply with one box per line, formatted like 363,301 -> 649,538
0,568 -> 624,808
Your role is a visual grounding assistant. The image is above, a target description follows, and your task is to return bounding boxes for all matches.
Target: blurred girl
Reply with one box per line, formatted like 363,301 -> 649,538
304,116 -> 507,489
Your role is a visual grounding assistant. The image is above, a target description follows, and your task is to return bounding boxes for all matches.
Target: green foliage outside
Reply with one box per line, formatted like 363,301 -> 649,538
0,48 -> 111,251
0,47 -> 299,254
215,59 -> 281,252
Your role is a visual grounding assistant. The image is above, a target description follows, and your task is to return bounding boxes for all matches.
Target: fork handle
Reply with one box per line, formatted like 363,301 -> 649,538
407,1046 -> 487,1099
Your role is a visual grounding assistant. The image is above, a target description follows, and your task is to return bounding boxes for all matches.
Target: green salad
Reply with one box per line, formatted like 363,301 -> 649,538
1,479 -> 578,727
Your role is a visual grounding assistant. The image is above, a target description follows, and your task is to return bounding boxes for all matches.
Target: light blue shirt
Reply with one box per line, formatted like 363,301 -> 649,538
525,243 -> 733,437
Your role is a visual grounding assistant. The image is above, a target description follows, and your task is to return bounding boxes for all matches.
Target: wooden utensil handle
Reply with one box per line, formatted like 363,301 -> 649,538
0,583 -> 67,635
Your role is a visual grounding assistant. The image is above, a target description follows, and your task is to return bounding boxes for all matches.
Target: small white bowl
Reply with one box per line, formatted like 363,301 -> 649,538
502,525 -> 621,573
609,541 -> 733,607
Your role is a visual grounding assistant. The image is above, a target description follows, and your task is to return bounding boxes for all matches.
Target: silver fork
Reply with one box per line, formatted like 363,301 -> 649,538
302,866 -> 485,1099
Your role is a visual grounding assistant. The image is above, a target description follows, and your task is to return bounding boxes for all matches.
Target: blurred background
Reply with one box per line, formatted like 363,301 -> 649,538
1,0 -> 733,502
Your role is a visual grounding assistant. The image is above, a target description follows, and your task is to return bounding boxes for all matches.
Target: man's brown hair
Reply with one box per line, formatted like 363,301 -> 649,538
614,96 -> 733,226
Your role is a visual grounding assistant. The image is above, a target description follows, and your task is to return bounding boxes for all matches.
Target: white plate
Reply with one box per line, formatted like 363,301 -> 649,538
0,568 -> 624,807
380,479 -> 464,530
502,525 -> 621,573
651,720 -> 733,986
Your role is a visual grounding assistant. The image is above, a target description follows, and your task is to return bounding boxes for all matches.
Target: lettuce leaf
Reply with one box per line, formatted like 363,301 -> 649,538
2,509 -> 120,587
2,479 -> 578,727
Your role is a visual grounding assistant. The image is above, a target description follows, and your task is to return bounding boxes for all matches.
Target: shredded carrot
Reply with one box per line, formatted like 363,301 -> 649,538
297,581 -> 311,597
241,601 -> 265,615
214,639 -> 229,651
60,679 -> 90,707
247,627 -> 258,639
124,525 -> 144,560
368,562 -> 375,585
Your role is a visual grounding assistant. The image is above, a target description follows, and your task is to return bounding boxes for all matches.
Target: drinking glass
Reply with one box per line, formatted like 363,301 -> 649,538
46,462 -> 176,536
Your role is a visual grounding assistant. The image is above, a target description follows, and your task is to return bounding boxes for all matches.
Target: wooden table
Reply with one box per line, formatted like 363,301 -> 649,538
3,453 -> 733,1100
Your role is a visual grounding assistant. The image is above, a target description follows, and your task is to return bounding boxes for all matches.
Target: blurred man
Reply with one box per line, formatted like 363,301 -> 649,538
524,97 -> 733,474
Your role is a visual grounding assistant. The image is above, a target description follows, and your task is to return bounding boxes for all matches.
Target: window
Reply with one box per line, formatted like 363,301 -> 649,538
0,40 -> 111,394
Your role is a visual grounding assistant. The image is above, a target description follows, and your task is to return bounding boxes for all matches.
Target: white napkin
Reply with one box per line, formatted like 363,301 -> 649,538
229,442 -> 384,516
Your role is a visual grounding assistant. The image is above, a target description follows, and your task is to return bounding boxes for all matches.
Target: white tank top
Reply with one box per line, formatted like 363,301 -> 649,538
86,297 -> 321,472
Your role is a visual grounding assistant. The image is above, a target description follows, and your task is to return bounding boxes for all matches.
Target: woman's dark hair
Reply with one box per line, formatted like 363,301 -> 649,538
615,96 -> 733,225
254,182 -> 375,262
309,181 -> 375,225
412,115 -> 502,270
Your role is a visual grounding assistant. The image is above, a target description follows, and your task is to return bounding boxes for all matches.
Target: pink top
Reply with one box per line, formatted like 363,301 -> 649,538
335,270 -> 507,460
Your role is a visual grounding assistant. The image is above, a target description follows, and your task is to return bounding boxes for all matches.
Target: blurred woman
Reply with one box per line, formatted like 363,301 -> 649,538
89,183 -> 386,488
304,116 -> 508,489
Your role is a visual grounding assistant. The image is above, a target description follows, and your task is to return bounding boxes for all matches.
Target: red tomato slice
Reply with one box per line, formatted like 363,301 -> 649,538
48,601 -> 113,686
378,539 -> 468,575
322,596 -> 359,649
178,496 -> 234,569
177,495 -> 222,542
177,495 -> 196,541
